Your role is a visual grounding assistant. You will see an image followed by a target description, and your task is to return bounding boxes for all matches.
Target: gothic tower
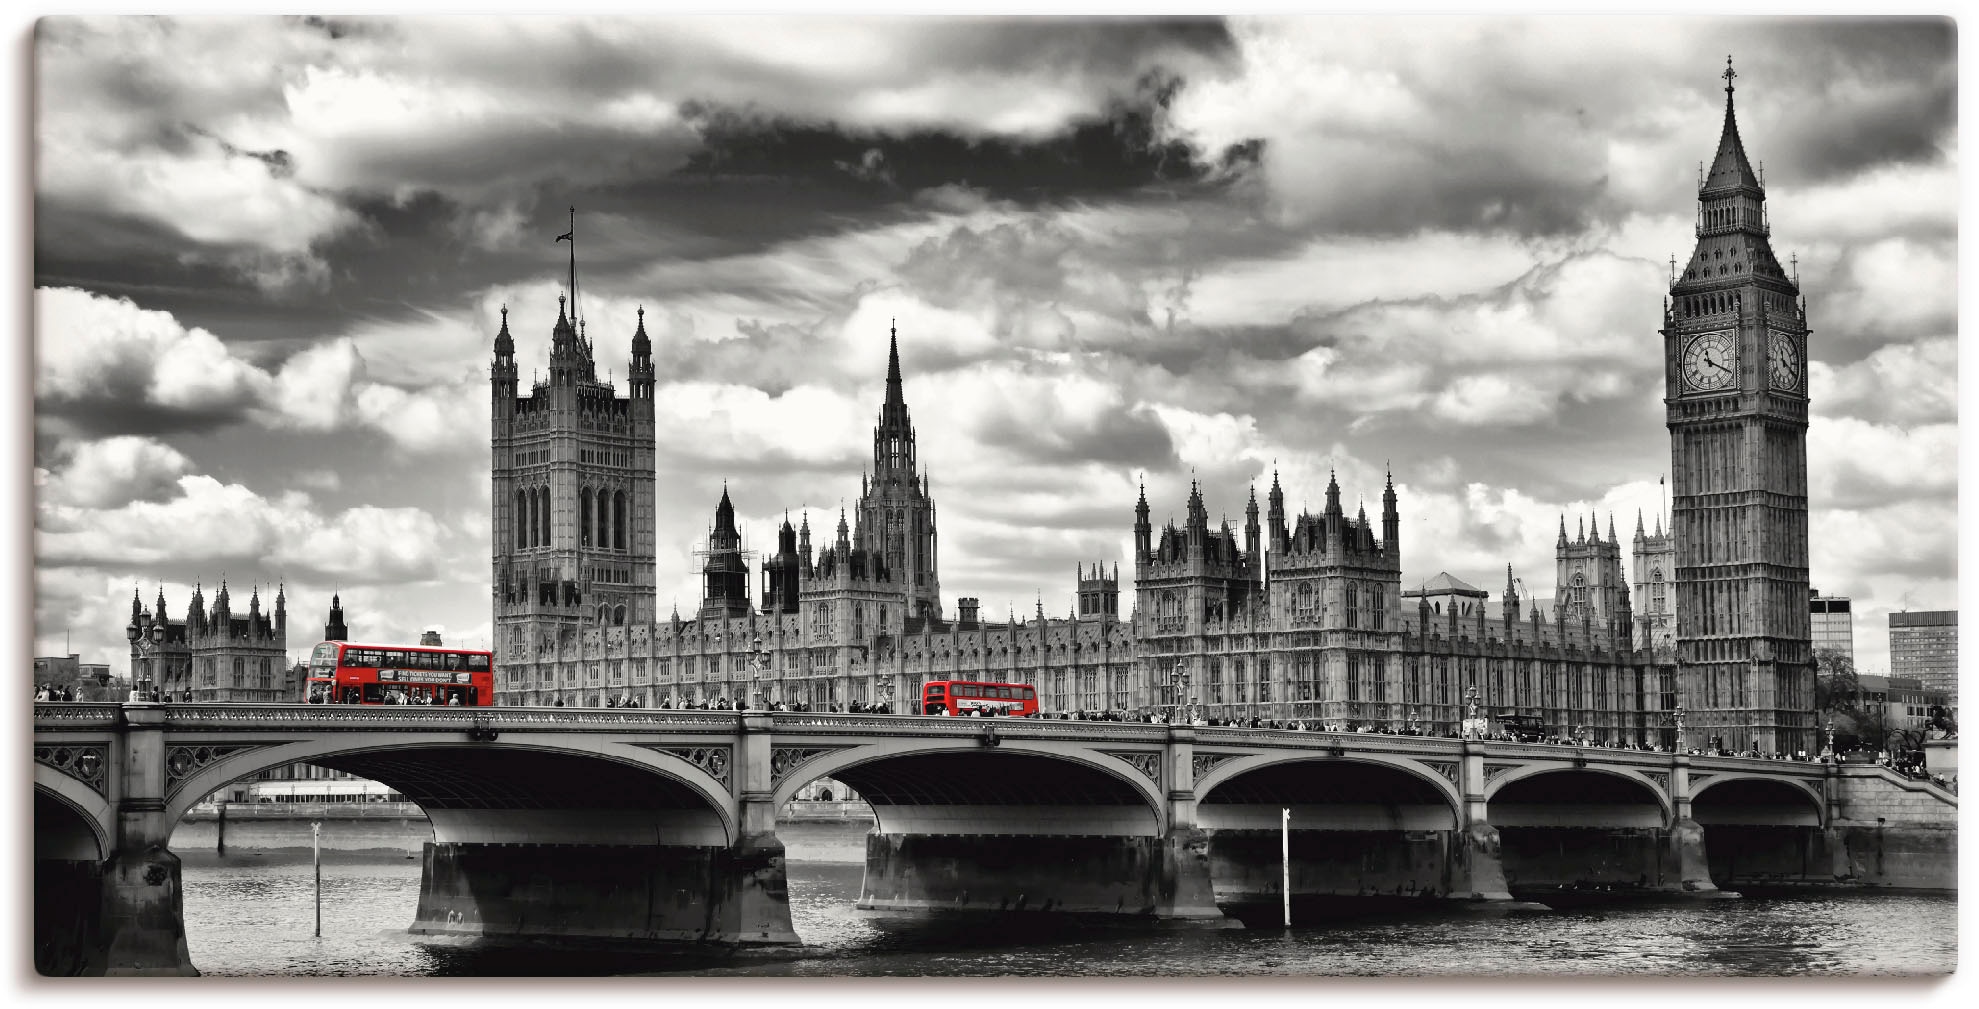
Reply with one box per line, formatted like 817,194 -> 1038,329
324,592 -> 349,642
1554,511 -> 1629,646
491,245 -> 659,686
700,484 -> 752,619
855,323 -> 941,620
1632,511 -> 1676,657
1663,59 -> 1813,753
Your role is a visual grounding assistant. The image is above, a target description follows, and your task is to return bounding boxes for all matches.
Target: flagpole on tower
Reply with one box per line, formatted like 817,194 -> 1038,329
556,207 -> 578,329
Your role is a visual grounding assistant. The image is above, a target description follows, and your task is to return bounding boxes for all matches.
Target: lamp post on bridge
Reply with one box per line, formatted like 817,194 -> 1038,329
1168,666 -> 1192,726
1462,685 -> 1481,740
747,636 -> 769,711
1408,706 -> 1422,737
1822,720 -> 1836,760
125,613 -> 166,702
1672,704 -> 1687,753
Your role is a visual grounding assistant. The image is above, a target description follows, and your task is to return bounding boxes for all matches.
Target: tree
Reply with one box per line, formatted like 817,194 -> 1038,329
1815,649 -> 1885,753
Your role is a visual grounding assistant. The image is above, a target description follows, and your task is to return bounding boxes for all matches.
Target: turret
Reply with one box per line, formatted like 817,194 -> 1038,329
1496,561 -> 1511,625
1244,484 -> 1261,563
325,593 -> 349,642
1267,468 -> 1288,553
1381,466 -> 1400,559
1133,479 -> 1152,560
1558,515 -> 1569,549
1185,479 -> 1209,554
188,582 -> 206,635
629,306 -> 655,401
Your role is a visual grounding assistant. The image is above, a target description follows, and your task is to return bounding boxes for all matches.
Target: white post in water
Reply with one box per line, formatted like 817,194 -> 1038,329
1281,806 -> 1291,928
312,820 -> 322,938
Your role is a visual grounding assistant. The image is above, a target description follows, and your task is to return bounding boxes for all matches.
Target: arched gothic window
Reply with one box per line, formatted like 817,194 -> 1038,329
580,488 -> 594,547
613,490 -> 627,551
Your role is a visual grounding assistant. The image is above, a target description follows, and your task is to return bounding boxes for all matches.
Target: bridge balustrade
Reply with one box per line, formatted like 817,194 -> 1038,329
30,701 -> 1955,975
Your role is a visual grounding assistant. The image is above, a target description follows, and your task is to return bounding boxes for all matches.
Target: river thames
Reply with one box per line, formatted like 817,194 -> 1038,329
168,818 -> 1954,977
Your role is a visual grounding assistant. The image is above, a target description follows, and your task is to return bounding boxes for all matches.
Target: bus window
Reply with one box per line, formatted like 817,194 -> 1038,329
928,684 -> 945,696
1021,687 -> 1036,700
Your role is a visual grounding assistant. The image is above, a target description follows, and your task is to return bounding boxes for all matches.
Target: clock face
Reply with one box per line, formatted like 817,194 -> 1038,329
1681,330 -> 1738,392
1768,329 -> 1801,392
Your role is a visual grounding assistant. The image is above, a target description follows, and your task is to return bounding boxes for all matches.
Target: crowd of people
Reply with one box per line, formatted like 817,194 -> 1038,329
555,694 -> 896,714
33,682 -> 81,701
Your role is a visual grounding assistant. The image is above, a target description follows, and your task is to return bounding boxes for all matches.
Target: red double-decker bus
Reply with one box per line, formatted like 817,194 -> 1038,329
921,680 -> 1039,717
305,641 -> 495,706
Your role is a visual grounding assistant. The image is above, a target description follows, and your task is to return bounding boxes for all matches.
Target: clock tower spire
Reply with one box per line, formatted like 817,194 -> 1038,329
1662,57 -> 1813,754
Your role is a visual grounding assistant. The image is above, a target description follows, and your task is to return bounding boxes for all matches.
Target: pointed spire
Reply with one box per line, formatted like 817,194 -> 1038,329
1558,515 -> 1569,547
632,305 -> 651,353
1704,55 -> 1762,194
1635,509 -> 1646,539
494,303 -> 514,357
1607,512 -> 1618,544
885,319 -> 904,408
130,586 -> 142,623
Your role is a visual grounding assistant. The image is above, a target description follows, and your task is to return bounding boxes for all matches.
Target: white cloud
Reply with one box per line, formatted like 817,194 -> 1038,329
39,436 -> 192,509
38,473 -> 449,583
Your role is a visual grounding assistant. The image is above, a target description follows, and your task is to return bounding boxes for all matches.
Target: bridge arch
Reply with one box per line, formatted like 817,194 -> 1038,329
162,736 -> 738,847
1194,752 -> 1462,827
34,774 -> 110,861
1484,764 -> 1672,827
1692,775 -> 1824,827
774,740 -> 1166,836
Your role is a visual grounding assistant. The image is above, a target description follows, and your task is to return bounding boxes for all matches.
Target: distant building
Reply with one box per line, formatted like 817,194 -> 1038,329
1837,674 -> 1952,746
126,582 -> 288,702
32,654 -> 114,698
1809,588 -> 1855,664
1889,611 -> 1957,699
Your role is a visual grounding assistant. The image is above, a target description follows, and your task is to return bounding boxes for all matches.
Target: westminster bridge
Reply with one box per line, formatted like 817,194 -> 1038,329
33,702 -> 1958,975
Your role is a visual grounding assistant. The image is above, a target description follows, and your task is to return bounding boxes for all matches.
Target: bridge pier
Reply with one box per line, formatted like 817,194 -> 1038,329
99,705 -> 198,976
857,829 -> 1231,923
409,713 -> 800,948
409,838 -> 798,946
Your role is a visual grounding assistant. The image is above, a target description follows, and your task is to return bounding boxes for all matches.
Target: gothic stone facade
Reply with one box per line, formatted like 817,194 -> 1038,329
487,67 -> 1813,752
126,582 -> 289,702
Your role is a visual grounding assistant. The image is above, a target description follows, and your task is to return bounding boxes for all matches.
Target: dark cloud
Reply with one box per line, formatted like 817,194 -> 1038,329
970,402 -> 1176,470
678,69 -> 1260,205
1729,18 -> 1956,185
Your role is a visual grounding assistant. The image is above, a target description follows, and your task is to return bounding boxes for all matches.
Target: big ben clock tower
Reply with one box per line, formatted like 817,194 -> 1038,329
1663,58 -> 1814,754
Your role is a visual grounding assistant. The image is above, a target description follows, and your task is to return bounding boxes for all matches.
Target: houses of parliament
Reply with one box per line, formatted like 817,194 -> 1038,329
487,62 -> 1816,753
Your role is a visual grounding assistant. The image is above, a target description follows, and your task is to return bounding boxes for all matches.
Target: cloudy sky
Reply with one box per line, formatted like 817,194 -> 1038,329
26,14 -> 1956,680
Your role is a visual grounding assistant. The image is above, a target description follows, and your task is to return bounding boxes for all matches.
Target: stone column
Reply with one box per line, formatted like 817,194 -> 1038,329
1157,724 -> 1230,924
99,704 -> 197,976
725,713 -> 799,945
1661,753 -> 1728,895
1452,739 -> 1516,901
